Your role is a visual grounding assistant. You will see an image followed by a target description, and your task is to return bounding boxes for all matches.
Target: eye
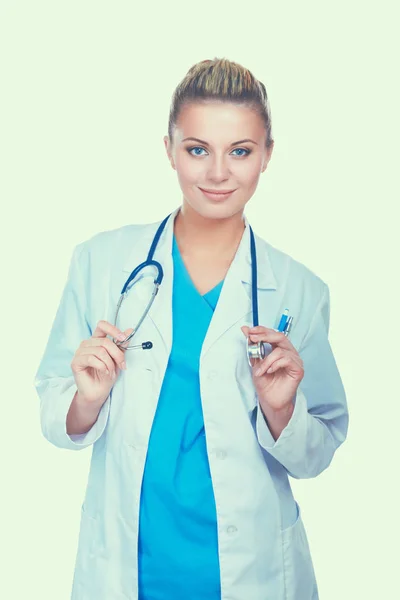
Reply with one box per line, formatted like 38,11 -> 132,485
231,148 -> 251,157
188,146 -> 207,156
187,146 -> 251,157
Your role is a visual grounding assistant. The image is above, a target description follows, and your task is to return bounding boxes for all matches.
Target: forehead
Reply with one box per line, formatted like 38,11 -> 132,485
175,101 -> 263,142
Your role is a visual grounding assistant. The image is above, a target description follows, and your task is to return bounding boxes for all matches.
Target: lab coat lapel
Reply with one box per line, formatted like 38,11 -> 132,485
201,215 -> 277,359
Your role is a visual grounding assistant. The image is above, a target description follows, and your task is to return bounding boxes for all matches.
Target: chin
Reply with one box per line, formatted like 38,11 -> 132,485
196,198 -> 246,219
189,201 -> 234,217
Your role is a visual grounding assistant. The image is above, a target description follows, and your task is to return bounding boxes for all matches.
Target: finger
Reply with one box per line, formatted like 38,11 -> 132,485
84,337 -> 126,367
114,327 -> 135,348
241,326 -> 253,337
254,347 -> 286,376
260,355 -> 303,377
262,346 -> 303,368
254,348 -> 302,376
78,346 -> 118,374
92,320 -> 127,342
266,356 -> 301,376
247,327 -> 294,351
72,350 -> 114,376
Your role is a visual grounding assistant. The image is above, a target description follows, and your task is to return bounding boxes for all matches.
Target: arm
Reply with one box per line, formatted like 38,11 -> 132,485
34,243 -> 111,450
256,283 -> 349,478
258,401 -> 295,442
66,390 -> 107,435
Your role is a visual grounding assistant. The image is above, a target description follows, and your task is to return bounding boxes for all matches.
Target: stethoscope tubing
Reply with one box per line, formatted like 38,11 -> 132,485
113,212 -> 266,365
113,214 -> 170,349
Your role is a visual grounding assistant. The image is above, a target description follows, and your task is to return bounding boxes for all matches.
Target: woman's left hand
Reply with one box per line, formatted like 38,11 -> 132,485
241,325 -> 304,412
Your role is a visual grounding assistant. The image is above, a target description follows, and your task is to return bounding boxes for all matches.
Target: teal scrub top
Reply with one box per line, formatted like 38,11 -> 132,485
138,235 -> 224,600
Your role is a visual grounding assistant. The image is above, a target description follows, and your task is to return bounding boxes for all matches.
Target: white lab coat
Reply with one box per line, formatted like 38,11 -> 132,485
34,206 -> 348,600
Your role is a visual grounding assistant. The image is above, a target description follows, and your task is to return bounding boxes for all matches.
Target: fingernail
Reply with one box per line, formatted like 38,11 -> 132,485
121,361 -> 127,370
255,368 -> 262,376
118,333 -> 126,341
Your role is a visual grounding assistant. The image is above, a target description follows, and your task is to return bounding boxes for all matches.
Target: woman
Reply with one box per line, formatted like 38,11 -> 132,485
35,58 -> 348,600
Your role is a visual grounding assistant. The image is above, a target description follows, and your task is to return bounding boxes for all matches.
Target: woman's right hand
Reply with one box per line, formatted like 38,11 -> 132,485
71,320 -> 134,404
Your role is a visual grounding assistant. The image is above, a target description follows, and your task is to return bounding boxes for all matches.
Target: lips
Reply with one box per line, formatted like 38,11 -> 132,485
199,187 -> 235,194
199,187 -> 236,201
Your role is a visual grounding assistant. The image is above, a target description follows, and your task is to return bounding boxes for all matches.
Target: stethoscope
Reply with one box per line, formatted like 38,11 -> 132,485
112,212 -> 292,367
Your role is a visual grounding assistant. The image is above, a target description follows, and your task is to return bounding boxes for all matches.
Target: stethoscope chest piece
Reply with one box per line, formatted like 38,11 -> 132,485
247,338 -> 265,367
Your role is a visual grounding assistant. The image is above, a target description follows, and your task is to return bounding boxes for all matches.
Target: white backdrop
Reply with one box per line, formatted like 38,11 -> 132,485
1,1 -> 399,598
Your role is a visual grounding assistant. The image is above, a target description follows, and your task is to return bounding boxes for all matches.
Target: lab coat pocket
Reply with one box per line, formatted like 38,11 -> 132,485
281,502 -> 319,600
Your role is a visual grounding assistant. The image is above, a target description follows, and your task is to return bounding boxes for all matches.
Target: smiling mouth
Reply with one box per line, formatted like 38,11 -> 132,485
199,187 -> 236,194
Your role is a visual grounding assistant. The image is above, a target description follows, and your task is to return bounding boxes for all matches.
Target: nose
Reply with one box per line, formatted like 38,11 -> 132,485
207,154 -> 231,181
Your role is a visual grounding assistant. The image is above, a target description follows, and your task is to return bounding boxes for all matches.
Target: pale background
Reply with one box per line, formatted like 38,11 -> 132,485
1,1 -> 399,598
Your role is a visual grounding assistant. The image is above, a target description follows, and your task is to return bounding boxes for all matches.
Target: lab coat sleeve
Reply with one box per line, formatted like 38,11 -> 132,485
34,242 -> 111,451
255,283 -> 349,478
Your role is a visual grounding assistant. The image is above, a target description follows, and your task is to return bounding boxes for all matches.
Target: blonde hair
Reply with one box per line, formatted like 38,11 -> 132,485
168,57 -> 274,148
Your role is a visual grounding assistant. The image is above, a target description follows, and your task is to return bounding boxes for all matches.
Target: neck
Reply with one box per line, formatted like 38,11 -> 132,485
173,203 -> 246,259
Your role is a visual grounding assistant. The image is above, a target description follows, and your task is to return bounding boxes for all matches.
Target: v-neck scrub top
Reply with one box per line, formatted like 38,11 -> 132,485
138,235 -> 224,600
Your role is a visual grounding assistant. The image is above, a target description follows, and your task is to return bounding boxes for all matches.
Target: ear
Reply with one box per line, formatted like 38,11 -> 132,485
164,135 -> 176,170
261,141 -> 274,173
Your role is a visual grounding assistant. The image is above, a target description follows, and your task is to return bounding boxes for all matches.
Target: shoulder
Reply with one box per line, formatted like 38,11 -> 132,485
254,233 -> 331,341
256,233 -> 328,301
72,220 -> 158,264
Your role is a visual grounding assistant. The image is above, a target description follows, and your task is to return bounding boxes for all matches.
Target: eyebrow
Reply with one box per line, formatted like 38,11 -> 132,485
182,137 -> 258,146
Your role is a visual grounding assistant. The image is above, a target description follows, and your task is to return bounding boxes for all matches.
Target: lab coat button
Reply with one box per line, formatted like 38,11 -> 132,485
216,450 -> 227,459
227,525 -> 237,534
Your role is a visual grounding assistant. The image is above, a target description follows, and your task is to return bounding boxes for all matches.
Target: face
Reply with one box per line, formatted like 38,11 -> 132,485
164,101 -> 274,222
